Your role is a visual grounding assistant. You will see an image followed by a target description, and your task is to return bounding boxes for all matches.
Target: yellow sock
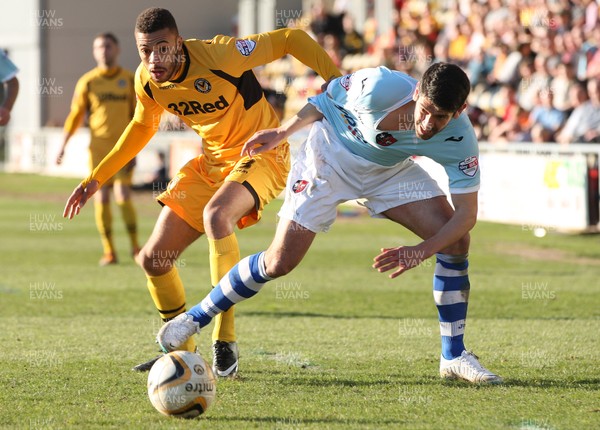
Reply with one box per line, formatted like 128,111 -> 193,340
209,233 -> 240,343
146,267 -> 196,352
117,200 -> 140,250
94,202 -> 114,255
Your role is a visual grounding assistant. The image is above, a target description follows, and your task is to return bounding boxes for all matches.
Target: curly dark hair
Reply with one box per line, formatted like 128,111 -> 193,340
135,7 -> 178,34
420,63 -> 471,113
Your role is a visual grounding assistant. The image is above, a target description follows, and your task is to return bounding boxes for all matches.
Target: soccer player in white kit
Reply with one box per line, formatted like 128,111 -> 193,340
157,63 -> 502,384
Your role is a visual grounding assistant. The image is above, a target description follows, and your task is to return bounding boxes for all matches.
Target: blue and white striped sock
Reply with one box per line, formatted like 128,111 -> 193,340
433,253 -> 470,360
188,252 -> 271,328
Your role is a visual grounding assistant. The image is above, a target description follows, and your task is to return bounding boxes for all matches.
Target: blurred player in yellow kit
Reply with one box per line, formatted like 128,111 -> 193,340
63,8 -> 341,376
57,33 -> 140,266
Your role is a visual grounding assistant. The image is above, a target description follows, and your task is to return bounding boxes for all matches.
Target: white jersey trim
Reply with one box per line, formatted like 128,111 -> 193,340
449,185 -> 480,194
0,69 -> 18,83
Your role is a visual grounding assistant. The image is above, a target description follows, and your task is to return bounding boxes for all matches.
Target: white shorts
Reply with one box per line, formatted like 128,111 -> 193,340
278,121 -> 445,233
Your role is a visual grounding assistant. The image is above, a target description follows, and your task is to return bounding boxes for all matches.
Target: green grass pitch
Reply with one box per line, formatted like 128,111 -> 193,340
1,172 -> 599,429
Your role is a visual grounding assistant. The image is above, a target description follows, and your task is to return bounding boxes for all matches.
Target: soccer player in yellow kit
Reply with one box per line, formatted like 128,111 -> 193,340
63,8 -> 341,377
57,33 -> 140,266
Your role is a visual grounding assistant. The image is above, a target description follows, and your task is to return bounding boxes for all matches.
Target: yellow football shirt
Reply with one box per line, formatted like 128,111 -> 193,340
84,28 -> 342,187
64,67 -> 135,143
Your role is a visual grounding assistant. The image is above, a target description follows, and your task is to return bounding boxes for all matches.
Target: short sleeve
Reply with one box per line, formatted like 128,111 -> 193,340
0,51 -> 18,83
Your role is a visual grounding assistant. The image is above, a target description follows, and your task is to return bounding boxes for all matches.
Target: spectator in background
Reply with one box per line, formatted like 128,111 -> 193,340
529,89 -> 566,143
517,55 -> 551,112
468,12 -> 487,50
559,28 -> 582,66
488,41 -> 527,87
309,0 -> 344,44
584,0 -> 598,34
550,61 -> 577,112
361,8 -> 378,49
340,13 -> 365,57
415,3 -> 439,46
466,49 -> 493,88
464,13 -> 487,76
153,151 -> 169,189
564,80 -> 589,118
263,87 -> 287,121
447,20 -> 470,68
557,78 -> 600,144
369,7 -> 400,68
394,27 -> 432,76
467,106 -> 488,140
515,57 -> 535,105
585,40 -> 600,80
574,25 -> 595,81
323,33 -> 343,69
134,151 -> 170,192
483,0 -> 510,41
487,84 -> 531,143
0,50 -> 19,126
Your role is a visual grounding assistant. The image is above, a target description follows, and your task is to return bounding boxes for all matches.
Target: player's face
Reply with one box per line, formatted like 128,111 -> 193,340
135,28 -> 183,83
93,37 -> 119,68
413,88 -> 465,140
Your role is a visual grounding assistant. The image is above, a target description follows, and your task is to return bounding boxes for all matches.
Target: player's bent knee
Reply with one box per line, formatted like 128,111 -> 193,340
134,250 -> 144,268
440,233 -> 470,255
138,248 -> 177,276
203,204 -> 234,233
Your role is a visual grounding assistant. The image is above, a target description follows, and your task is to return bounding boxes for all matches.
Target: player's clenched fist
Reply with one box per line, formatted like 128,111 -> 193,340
63,180 -> 99,219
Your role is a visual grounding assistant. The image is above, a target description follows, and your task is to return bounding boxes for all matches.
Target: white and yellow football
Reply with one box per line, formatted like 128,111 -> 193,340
147,351 -> 216,418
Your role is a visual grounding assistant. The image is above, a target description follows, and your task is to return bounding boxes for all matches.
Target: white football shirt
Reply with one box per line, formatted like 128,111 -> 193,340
308,66 -> 480,194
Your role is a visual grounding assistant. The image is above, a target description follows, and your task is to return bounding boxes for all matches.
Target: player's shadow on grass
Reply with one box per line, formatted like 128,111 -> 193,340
242,310 -> 401,320
242,369 -> 441,387
500,377 -> 600,390
204,415 -> 406,427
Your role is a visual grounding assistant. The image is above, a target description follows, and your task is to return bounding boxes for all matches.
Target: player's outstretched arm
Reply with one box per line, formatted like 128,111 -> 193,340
273,28 -> 342,82
63,180 -> 99,219
242,102 -> 324,158
225,28 -> 341,83
58,78 -> 88,165
62,120 -> 154,220
373,192 -> 478,279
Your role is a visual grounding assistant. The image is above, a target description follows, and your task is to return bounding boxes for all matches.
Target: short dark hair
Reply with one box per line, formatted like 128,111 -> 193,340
135,7 -> 178,34
95,32 -> 119,45
419,62 -> 470,113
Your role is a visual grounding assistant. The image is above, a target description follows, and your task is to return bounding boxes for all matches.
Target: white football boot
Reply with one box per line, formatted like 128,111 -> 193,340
156,313 -> 200,353
440,351 -> 503,384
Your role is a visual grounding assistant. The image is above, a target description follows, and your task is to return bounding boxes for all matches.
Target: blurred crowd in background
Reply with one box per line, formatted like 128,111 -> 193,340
257,0 -> 600,145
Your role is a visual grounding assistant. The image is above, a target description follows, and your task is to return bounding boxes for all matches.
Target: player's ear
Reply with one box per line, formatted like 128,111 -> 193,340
453,102 -> 467,119
413,83 -> 420,102
176,35 -> 183,50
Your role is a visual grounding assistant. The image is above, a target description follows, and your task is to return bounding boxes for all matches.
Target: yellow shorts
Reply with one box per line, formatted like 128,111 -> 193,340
158,144 -> 290,233
90,138 -> 135,187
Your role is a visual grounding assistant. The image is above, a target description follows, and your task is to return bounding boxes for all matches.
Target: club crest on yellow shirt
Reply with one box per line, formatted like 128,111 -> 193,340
194,78 -> 211,93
